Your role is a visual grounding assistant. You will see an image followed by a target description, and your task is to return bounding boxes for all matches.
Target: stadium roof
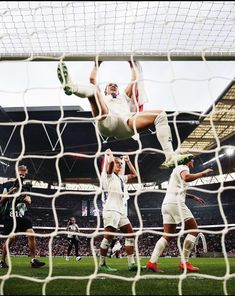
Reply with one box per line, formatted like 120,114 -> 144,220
180,79 -> 235,152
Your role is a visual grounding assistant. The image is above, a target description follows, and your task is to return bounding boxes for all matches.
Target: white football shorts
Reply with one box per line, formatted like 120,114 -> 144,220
162,203 -> 194,224
103,210 -> 130,229
98,114 -> 135,139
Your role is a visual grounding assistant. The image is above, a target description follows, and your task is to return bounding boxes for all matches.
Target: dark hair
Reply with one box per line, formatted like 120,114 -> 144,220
68,217 -> 76,224
182,155 -> 194,165
18,165 -> 27,171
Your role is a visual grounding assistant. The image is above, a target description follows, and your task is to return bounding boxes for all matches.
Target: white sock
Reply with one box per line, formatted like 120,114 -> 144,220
154,111 -> 174,161
182,234 -> 197,262
150,237 -> 168,263
127,254 -> 135,265
99,255 -> 106,266
60,63 -> 96,98
99,238 -> 111,266
72,84 -> 96,98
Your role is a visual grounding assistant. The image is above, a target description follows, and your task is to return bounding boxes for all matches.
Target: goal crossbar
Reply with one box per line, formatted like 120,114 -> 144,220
1,53 -> 235,62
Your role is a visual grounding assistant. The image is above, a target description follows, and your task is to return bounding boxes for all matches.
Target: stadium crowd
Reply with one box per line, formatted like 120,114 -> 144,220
0,181 -> 234,259
0,226 -> 234,258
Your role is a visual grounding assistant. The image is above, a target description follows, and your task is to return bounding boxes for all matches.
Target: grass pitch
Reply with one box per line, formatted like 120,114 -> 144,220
0,257 -> 234,295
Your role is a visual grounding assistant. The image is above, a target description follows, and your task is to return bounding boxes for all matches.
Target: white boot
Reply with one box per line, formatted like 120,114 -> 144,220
163,153 -> 194,168
57,62 -> 95,98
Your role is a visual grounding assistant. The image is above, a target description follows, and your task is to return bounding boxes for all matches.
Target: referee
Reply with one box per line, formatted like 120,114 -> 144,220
65,217 -> 81,261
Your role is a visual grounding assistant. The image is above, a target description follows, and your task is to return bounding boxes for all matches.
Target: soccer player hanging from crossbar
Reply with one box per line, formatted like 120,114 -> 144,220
57,60 -> 193,168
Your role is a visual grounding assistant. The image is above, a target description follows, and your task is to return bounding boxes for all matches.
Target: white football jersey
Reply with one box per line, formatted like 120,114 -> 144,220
67,224 -> 79,239
102,93 -> 132,117
163,165 -> 190,205
101,171 -> 128,215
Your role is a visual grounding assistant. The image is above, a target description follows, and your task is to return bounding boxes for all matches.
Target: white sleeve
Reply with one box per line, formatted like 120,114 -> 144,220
122,92 -> 131,102
101,172 -> 108,189
178,165 -> 189,177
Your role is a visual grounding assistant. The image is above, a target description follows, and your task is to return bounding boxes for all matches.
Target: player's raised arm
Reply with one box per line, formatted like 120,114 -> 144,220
125,61 -> 139,98
89,61 -> 102,92
105,149 -> 115,175
123,155 -> 138,182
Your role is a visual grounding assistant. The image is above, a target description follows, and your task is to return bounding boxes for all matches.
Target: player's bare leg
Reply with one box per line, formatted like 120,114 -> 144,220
26,229 -> 45,268
57,62 -> 108,120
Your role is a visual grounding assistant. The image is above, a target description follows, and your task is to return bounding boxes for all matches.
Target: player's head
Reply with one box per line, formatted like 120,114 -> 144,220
104,83 -> 119,98
69,217 -> 76,224
184,154 -> 194,168
18,165 -> 28,178
113,157 -> 123,174
187,158 -> 194,168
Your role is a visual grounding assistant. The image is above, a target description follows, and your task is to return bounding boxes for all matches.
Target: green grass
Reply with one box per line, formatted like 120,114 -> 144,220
0,257 -> 234,295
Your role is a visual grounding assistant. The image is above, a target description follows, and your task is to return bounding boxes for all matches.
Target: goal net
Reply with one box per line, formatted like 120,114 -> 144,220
0,1 -> 235,295
0,1 -> 234,60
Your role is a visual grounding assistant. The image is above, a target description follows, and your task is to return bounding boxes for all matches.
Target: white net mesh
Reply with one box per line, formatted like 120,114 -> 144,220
0,1 -> 234,59
0,1 -> 235,295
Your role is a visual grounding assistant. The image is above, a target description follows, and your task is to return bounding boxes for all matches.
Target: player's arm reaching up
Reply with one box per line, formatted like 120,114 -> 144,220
57,60 -> 193,168
124,61 -> 138,99
105,149 -> 115,175
89,60 -> 102,89
122,155 -> 137,182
